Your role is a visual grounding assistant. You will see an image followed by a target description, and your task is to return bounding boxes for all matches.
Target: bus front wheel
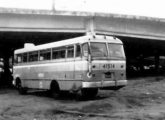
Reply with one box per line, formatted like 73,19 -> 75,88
81,88 -> 98,98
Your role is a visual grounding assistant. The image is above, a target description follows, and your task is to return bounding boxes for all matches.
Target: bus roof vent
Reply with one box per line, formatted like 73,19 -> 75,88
24,43 -> 35,48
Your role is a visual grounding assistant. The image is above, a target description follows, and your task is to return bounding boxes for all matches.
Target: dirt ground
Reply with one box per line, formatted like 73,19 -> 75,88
1,76 -> 165,120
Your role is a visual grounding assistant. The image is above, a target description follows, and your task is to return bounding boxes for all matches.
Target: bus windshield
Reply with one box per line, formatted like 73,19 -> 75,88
108,43 -> 125,59
90,43 -> 108,57
82,43 -> 108,57
82,42 -> 125,59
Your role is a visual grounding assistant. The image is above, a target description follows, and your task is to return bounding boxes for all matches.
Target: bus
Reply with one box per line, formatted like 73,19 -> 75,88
13,35 -> 127,97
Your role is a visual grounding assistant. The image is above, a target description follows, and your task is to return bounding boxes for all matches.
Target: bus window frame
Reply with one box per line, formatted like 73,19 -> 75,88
22,52 -> 28,63
90,42 -> 108,58
15,54 -> 22,64
107,43 -> 125,60
66,45 -> 74,59
75,44 -> 82,58
82,43 -> 89,58
52,47 -> 66,60
28,51 -> 39,62
39,48 -> 51,61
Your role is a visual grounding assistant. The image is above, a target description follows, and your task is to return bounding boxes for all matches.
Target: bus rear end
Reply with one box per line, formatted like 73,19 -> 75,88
81,36 -> 127,92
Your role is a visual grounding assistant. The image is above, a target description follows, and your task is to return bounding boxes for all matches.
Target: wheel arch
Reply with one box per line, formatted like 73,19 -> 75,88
50,80 -> 60,92
15,77 -> 21,87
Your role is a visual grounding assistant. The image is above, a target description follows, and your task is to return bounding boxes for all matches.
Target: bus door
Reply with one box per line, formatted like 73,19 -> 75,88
74,44 -> 82,80
65,46 -> 75,85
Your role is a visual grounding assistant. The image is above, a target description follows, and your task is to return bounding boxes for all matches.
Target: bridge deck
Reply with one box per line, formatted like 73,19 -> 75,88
0,8 -> 165,40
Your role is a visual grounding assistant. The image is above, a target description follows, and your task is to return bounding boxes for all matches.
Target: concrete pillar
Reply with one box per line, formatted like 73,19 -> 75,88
155,53 -> 160,72
85,17 -> 96,35
3,50 -> 13,86
139,54 -> 144,72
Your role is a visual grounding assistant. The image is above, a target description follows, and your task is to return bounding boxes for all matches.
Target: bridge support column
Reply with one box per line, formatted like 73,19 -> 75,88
85,17 -> 96,35
154,51 -> 160,73
2,50 -> 13,86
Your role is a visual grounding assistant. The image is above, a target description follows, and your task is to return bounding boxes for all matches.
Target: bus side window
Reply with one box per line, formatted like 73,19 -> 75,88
82,43 -> 88,57
67,46 -> 74,58
40,49 -> 51,61
52,49 -> 58,59
52,47 -> 66,59
16,54 -> 22,63
60,48 -> 66,59
76,44 -> 81,57
22,53 -> 28,62
29,51 -> 38,62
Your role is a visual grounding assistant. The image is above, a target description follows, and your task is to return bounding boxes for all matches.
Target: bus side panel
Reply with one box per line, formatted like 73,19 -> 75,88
74,59 -> 88,77
58,60 -> 88,91
26,61 -> 67,89
14,60 -> 88,91
13,65 -> 30,87
71,60 -> 88,90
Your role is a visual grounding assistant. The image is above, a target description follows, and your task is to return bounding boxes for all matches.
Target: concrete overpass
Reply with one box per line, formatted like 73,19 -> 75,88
0,8 -> 165,40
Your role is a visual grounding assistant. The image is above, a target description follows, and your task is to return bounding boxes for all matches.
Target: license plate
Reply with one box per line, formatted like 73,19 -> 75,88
105,74 -> 111,78
102,64 -> 115,69
104,72 -> 113,78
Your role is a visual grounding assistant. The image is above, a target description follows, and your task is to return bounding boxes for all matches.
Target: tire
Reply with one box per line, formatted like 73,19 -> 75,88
81,88 -> 98,98
16,79 -> 27,95
50,81 -> 60,98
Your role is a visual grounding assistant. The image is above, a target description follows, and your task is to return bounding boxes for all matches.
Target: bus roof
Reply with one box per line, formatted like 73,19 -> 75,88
14,35 -> 123,54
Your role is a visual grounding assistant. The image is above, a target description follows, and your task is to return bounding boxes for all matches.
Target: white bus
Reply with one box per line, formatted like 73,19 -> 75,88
13,35 -> 127,97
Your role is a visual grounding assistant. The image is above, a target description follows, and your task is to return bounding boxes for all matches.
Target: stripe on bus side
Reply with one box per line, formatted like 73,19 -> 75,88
22,79 -> 84,81
14,60 -> 88,71
21,78 -> 83,90
14,60 -> 125,71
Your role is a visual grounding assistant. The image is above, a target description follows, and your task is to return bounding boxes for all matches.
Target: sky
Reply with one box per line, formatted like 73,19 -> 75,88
0,0 -> 164,19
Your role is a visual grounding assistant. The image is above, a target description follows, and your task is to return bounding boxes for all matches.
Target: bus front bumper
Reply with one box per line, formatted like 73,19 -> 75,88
82,80 -> 127,88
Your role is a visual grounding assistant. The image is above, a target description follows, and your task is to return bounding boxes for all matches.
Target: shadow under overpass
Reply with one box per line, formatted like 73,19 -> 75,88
0,32 -> 165,85
119,36 -> 165,78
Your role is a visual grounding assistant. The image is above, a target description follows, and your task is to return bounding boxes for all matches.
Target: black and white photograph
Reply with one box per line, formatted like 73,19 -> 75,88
0,0 -> 165,119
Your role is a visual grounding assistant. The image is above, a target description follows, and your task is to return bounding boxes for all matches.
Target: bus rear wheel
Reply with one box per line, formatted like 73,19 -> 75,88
81,88 -> 98,98
16,79 -> 27,95
50,81 -> 60,98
